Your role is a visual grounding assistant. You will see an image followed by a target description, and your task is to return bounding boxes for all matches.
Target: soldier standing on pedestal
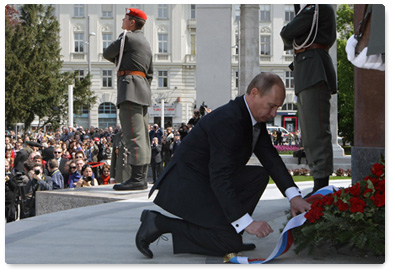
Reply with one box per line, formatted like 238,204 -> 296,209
103,8 -> 153,190
280,4 -> 337,197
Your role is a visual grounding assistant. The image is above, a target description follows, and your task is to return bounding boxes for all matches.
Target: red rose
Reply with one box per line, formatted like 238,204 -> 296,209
349,183 -> 361,197
322,194 -> 334,206
375,179 -> 385,193
335,199 -> 349,211
371,163 -> 384,177
370,192 -> 385,207
305,207 -> 324,223
349,197 -> 366,213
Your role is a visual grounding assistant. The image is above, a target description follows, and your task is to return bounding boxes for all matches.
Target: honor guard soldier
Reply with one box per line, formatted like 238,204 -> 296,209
280,4 -> 337,197
103,8 -> 153,190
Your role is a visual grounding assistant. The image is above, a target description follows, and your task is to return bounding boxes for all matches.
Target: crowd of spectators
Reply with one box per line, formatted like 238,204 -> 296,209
5,123 -> 194,221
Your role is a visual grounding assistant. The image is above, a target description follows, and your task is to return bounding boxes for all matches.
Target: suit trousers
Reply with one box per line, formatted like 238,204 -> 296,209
297,81 -> 333,178
118,101 -> 151,166
157,165 -> 269,256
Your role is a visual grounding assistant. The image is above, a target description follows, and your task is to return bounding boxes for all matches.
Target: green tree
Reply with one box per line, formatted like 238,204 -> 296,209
336,4 -> 355,145
5,4 -> 96,130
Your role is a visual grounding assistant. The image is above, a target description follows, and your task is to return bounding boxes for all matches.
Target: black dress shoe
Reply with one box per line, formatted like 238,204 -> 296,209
135,210 -> 163,258
113,181 -> 147,191
241,243 -> 256,251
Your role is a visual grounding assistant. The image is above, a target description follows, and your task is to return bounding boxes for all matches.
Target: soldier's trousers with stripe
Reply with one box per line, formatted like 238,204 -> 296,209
297,81 -> 333,179
119,101 -> 151,166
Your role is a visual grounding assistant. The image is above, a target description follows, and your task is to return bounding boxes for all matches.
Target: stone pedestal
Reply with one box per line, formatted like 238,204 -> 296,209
351,5 -> 385,183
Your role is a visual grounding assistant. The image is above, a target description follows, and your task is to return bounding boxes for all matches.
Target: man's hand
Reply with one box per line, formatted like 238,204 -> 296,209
245,221 -> 274,238
290,196 -> 311,217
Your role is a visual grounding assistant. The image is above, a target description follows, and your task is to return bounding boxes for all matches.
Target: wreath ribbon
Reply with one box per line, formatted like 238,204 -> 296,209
226,185 -> 338,264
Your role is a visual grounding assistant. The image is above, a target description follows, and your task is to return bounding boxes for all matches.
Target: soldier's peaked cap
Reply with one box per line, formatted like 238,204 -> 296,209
126,8 -> 147,21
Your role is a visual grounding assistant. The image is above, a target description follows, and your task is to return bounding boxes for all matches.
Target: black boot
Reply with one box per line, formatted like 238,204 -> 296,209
113,165 -> 148,191
304,176 -> 329,198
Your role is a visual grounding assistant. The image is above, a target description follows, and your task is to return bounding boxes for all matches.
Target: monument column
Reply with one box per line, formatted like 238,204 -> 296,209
239,4 -> 260,96
195,4 -> 232,110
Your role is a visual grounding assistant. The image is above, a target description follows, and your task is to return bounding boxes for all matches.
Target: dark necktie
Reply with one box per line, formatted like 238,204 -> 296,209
252,123 -> 261,151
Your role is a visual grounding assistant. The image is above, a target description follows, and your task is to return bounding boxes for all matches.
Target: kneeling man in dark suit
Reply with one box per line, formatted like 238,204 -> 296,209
136,72 -> 311,258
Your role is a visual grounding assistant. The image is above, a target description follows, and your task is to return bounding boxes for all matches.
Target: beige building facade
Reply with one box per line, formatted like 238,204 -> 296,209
54,4 -> 299,131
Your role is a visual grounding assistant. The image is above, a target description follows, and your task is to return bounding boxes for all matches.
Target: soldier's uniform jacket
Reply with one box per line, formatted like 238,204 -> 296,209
280,4 -> 337,95
103,30 -> 153,107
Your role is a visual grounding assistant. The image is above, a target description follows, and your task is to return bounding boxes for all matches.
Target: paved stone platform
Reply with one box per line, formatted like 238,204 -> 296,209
5,180 -> 385,265
35,184 -> 151,215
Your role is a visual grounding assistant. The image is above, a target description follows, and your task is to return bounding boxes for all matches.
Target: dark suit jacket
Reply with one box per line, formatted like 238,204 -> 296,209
103,30 -> 153,107
280,4 -> 337,94
150,96 -> 297,228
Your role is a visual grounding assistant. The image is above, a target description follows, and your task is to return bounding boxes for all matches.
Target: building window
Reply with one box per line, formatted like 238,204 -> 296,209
281,103 -> 297,111
81,105 -> 89,114
158,71 -> 168,88
158,33 -> 168,53
102,33 -> 112,51
98,102 -> 117,129
74,33 -> 84,53
285,5 -> 295,22
99,102 -> 117,114
102,4 -> 113,18
102,70 -> 112,87
260,35 -> 271,55
73,4 -> 84,17
74,105 -> 90,128
285,71 -> 294,88
260,5 -> 271,22
76,70 -> 85,81
158,4 -> 168,19
191,4 -> 196,19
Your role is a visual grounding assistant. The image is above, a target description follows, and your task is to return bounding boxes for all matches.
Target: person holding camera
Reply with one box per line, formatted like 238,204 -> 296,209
23,162 -> 53,217
188,110 -> 201,126
75,164 -> 98,187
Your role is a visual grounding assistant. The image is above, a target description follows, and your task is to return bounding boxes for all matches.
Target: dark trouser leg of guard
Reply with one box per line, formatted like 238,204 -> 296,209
137,166 -> 269,257
297,81 -> 333,195
114,101 -> 150,191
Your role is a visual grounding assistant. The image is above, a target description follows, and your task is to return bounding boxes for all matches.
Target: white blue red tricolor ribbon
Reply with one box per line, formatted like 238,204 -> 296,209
227,185 -> 338,264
